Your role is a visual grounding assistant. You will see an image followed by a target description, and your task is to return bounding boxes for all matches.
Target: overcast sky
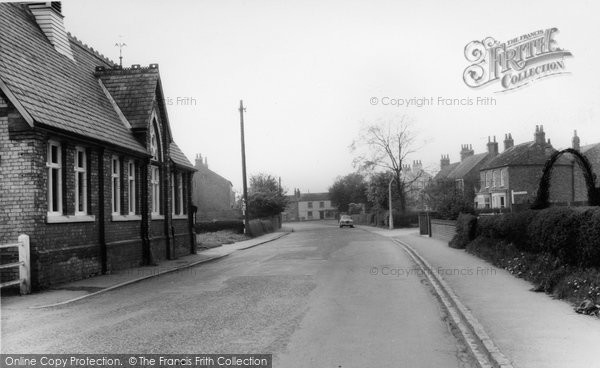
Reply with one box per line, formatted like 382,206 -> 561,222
57,0 -> 600,194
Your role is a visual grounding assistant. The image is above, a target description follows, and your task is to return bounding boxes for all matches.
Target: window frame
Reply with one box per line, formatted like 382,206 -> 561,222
128,160 -> 136,215
46,140 -> 62,216
151,165 -> 161,216
74,146 -> 87,215
111,156 -> 121,215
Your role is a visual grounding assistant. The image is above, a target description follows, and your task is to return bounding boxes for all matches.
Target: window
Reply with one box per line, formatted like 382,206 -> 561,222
500,168 -> 506,187
308,202 -> 313,208
111,157 -> 120,214
150,121 -> 161,162
151,166 -> 160,215
485,171 -> 491,188
178,173 -> 184,215
128,160 -> 136,214
480,172 -> 486,189
307,211 -> 313,218
456,179 -> 464,192
75,147 -> 87,214
484,196 -> 491,208
47,141 -> 62,215
319,201 -> 324,208
493,170 -> 500,188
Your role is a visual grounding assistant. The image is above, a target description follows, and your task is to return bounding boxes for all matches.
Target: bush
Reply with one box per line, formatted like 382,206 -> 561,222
449,213 -> 477,249
195,220 -> 244,234
576,209 -> 600,268
528,208 -> 581,264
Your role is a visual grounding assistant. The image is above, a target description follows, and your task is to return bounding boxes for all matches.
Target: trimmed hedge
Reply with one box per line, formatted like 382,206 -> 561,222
195,220 -> 244,234
455,207 -> 600,268
449,213 -> 477,249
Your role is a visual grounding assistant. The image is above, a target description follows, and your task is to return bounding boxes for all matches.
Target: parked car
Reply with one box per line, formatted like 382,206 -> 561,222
339,215 -> 354,228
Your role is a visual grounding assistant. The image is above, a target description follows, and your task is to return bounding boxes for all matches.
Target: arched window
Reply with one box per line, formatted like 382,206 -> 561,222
150,119 -> 161,162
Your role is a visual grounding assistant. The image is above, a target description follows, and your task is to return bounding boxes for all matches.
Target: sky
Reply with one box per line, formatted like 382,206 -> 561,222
52,0 -> 600,194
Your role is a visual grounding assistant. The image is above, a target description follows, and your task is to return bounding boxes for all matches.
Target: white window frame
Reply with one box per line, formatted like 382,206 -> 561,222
171,172 -> 176,215
111,156 -> 120,215
74,147 -> 87,215
151,165 -> 161,216
485,171 -> 490,188
178,172 -> 184,215
47,140 -> 62,216
500,168 -> 506,187
128,160 -> 136,215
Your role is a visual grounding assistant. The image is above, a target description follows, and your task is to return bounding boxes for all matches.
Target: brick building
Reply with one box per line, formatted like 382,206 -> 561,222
434,141 -> 495,198
0,2 -> 195,289
476,126 -> 578,209
191,154 -> 238,221
283,190 -> 337,221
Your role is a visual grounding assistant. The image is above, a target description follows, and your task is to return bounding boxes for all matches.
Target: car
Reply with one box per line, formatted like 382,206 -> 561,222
339,215 -> 354,228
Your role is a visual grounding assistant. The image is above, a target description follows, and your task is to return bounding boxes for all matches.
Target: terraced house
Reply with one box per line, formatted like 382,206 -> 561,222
0,2 -> 196,289
475,126 -> 599,209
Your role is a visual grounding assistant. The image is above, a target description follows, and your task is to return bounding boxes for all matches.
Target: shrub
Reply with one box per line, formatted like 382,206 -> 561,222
392,211 -> 419,228
528,208 -> 580,264
195,220 -> 244,234
576,208 -> 600,268
449,213 -> 477,249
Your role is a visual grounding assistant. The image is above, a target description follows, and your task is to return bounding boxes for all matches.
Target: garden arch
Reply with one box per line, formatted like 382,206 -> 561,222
532,148 -> 599,209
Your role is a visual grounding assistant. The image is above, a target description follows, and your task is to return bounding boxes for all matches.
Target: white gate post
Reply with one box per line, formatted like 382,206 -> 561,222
18,234 -> 31,295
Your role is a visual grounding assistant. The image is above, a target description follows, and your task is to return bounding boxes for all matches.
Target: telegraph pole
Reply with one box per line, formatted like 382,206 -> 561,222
239,100 -> 249,234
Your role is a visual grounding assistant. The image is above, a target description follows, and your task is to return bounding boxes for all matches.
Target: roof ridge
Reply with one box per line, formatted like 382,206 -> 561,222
68,32 -> 116,67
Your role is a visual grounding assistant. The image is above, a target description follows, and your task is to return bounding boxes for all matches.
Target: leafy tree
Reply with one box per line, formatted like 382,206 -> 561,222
423,179 -> 475,220
247,173 -> 288,219
365,171 -> 401,210
328,173 -> 368,212
350,116 -> 423,213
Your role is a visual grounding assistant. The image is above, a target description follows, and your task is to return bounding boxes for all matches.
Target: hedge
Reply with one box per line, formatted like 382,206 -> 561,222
449,213 -> 477,249
455,207 -> 600,268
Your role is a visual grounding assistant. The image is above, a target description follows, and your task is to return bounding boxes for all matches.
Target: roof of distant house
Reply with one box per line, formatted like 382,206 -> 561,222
447,152 -> 489,179
297,193 -> 331,202
434,162 -> 459,181
483,141 -> 571,170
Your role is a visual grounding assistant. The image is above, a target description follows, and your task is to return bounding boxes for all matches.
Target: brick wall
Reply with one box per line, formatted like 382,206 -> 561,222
431,219 -> 457,243
192,160 -> 235,219
509,165 -> 574,205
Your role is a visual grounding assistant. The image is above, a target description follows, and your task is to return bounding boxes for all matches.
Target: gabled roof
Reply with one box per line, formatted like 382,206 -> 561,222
97,67 -> 160,130
434,162 -> 459,181
0,3 -> 147,153
447,152 -> 489,179
483,141 -> 570,169
170,142 -> 195,170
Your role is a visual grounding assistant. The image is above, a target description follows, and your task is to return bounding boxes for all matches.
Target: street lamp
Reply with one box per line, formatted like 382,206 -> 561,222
388,175 -> 395,230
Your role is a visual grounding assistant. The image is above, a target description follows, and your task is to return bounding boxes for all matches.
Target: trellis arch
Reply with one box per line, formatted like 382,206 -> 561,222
532,148 -> 600,209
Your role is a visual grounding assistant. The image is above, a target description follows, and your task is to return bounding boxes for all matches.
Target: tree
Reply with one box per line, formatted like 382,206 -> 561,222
365,171 -> 400,210
247,173 -> 288,219
350,116 -> 422,213
423,179 -> 475,220
328,173 -> 368,213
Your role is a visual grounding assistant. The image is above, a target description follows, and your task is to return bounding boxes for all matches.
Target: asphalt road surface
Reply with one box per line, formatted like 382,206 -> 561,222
1,221 -> 474,367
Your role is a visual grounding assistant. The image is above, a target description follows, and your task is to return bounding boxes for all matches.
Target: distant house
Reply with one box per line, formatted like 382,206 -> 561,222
402,160 -> 433,210
434,140 -> 496,197
476,126 -> 583,209
0,2 -> 195,289
191,154 -> 238,221
572,130 -> 600,203
283,190 -> 337,221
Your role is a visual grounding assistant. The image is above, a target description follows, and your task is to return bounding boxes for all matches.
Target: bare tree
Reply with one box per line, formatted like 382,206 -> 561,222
350,116 -> 423,213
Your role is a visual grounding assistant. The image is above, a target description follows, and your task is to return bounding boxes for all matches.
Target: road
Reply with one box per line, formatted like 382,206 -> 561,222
1,221 -> 474,367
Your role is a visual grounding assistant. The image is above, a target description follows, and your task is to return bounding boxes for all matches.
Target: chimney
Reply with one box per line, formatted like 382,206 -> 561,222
440,154 -> 450,169
572,130 -> 580,151
204,156 -> 208,168
28,2 -> 75,61
487,136 -> 499,157
194,153 -> 203,169
413,160 -> 422,171
460,144 -> 475,161
503,133 -> 514,151
534,125 -> 546,146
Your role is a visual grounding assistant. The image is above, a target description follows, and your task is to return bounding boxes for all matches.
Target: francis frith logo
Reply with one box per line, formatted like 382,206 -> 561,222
463,28 -> 572,92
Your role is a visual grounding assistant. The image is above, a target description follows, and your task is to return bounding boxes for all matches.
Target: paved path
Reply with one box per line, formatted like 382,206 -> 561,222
366,227 -> 600,368
1,222 -> 473,368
